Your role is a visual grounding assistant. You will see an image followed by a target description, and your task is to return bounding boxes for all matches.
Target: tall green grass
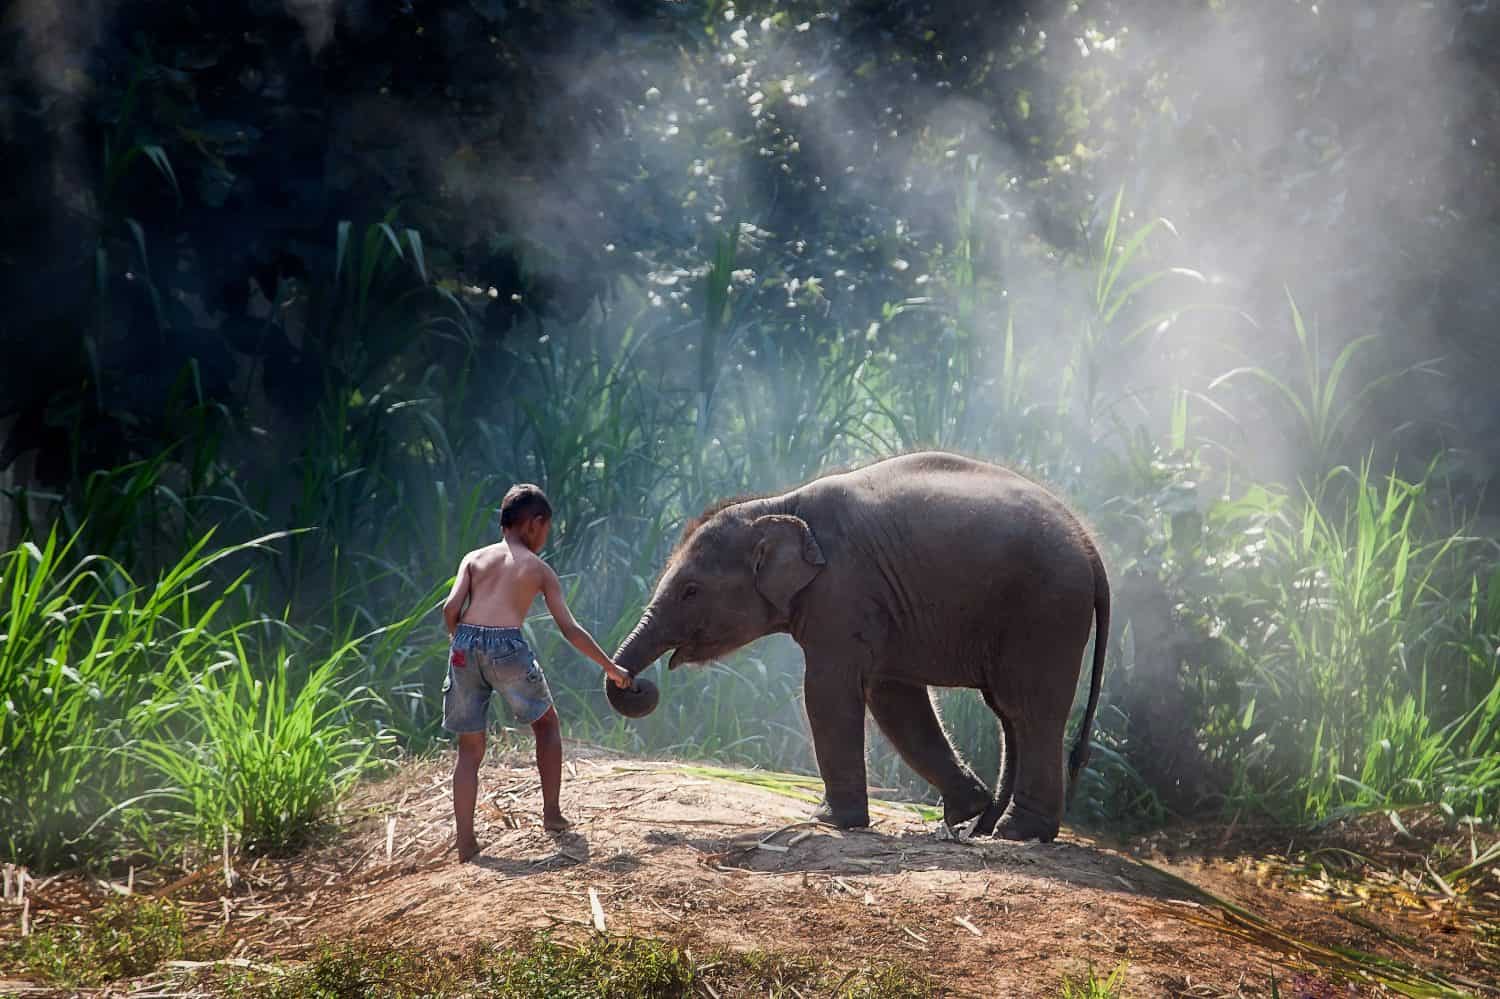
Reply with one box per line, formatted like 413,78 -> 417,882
131,639 -> 387,853
1205,460 -> 1500,821
1,528 -> 254,867
0,526 -> 398,869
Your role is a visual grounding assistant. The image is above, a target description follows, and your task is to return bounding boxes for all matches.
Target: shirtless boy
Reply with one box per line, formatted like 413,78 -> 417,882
440,483 -> 631,861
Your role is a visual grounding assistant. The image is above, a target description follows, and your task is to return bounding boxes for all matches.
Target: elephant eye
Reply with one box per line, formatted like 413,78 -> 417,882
681,582 -> 699,600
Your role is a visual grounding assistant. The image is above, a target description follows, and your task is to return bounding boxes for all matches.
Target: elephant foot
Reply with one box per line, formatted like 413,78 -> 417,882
992,798 -> 1059,843
812,797 -> 871,829
970,799 -> 1005,837
942,780 -> 994,829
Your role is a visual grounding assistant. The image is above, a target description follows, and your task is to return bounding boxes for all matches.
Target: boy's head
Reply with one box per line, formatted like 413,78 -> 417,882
500,483 -> 552,551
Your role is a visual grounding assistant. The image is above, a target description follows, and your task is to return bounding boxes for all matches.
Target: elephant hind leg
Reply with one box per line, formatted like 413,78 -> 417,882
992,713 -> 1067,843
971,690 -> 1015,837
865,678 -> 991,827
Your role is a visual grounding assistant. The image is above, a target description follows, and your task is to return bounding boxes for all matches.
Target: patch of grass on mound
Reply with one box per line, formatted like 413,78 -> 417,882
228,944 -> 490,998
5,897 -> 201,987
225,935 -> 932,998
486,936 -> 696,997
1060,961 -> 1128,998
726,950 -> 932,997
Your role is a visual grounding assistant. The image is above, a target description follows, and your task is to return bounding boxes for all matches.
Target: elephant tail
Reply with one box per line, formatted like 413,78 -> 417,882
1067,545 -> 1110,798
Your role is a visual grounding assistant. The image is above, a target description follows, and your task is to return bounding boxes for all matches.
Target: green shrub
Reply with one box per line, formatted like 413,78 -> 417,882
0,528 -> 275,867
0,526 -> 394,868
5,897 -> 194,986
131,640 -> 388,853
227,937 -> 930,999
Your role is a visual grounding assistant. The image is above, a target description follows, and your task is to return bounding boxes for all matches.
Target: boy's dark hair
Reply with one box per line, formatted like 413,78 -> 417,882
500,483 -> 553,528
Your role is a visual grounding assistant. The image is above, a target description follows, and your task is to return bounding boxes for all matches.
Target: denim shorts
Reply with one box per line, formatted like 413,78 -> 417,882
442,625 -> 555,732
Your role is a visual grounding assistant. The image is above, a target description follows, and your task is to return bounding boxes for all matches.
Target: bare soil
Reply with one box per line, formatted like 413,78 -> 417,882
4,747 -> 1497,997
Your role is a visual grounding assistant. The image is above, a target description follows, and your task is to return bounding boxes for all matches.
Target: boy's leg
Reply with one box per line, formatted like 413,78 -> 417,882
530,707 -> 568,832
453,730 -> 485,860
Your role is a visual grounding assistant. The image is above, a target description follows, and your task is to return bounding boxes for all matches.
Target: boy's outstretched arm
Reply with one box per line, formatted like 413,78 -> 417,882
441,557 -> 472,637
540,565 -> 632,687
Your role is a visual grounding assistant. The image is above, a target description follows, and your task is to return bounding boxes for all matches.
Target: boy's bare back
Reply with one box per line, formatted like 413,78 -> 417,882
454,541 -> 546,628
442,483 -> 632,862
440,482 -> 628,682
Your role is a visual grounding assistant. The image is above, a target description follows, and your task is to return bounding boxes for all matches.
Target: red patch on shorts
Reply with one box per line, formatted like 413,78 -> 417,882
450,649 -> 467,667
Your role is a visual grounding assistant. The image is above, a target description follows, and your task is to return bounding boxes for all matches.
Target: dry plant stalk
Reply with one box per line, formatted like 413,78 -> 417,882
954,914 -> 982,937
222,825 -> 235,891
588,887 -> 607,933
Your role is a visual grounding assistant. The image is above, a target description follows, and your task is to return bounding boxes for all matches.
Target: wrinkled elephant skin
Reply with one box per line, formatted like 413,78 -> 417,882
610,451 -> 1110,842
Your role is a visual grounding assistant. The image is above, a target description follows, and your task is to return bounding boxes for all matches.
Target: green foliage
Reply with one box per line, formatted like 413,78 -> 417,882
1060,962 -> 1129,999
1067,734 -> 1169,831
5,898 -> 195,987
0,525 -> 394,869
130,640 -> 386,853
236,943 -> 488,999
486,936 -> 697,998
227,937 -> 930,999
1191,459 -> 1500,821
1210,292 -> 1430,480
0,527 -> 265,866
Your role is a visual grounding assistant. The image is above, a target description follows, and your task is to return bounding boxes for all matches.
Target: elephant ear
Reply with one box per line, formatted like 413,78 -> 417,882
751,515 -> 826,617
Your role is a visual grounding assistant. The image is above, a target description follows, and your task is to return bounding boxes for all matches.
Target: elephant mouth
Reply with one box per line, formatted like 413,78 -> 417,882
667,645 -> 720,670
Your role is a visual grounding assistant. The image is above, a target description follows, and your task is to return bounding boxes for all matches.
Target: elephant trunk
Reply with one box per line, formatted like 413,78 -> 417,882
608,608 -> 668,719
613,609 -> 667,679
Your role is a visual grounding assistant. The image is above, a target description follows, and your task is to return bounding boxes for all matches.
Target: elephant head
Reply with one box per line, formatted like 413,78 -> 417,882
611,508 -> 826,691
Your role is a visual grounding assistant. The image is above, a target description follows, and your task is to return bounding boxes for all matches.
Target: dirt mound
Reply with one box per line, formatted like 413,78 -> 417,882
250,751 -> 1490,997
5,750 -> 1494,997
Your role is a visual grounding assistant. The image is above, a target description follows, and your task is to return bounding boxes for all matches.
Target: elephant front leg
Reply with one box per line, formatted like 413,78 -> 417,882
804,666 -> 871,829
866,678 -> 991,828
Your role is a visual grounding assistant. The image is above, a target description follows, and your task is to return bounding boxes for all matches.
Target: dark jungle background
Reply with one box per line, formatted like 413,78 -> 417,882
5,0 -> 1500,873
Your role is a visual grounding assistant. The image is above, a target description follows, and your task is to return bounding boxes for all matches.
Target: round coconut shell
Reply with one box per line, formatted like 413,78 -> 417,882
606,676 -> 660,718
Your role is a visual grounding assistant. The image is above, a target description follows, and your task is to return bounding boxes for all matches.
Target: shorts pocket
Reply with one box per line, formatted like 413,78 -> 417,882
442,674 -> 453,693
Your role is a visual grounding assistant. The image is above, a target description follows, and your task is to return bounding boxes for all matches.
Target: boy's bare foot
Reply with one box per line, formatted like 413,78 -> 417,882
543,812 -> 572,834
457,836 -> 481,862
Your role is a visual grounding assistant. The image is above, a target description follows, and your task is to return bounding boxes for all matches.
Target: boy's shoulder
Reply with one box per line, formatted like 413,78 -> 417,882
467,541 -> 549,576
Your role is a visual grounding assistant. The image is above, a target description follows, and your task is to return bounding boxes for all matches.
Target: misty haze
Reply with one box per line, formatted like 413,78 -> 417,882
2,1 -> 1498,995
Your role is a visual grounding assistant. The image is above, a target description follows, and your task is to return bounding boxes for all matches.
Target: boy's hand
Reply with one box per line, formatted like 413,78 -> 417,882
603,661 -> 633,689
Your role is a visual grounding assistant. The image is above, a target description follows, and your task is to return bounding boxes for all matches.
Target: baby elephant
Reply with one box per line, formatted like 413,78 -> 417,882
610,451 -> 1109,842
